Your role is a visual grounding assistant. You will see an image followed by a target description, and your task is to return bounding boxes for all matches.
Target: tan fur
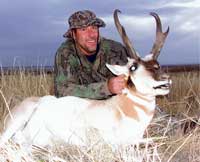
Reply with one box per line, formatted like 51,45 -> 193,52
113,93 -> 155,122
118,95 -> 140,121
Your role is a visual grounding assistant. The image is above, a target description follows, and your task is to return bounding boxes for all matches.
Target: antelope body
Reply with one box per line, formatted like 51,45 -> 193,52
1,10 -> 171,147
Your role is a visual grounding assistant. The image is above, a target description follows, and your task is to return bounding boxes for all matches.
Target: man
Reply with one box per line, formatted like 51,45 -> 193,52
54,10 -> 130,99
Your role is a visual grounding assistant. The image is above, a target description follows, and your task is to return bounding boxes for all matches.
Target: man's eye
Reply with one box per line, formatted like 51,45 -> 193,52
91,26 -> 98,30
80,28 -> 86,31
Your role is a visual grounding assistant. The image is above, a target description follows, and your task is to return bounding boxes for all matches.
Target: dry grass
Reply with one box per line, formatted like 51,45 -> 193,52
0,67 -> 53,131
157,71 -> 200,117
0,67 -> 199,162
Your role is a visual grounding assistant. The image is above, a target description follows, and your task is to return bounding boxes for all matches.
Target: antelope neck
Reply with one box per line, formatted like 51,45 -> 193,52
116,88 -> 156,120
123,88 -> 155,104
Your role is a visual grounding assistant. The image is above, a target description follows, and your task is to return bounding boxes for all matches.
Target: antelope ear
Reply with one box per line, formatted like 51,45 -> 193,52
106,63 -> 129,76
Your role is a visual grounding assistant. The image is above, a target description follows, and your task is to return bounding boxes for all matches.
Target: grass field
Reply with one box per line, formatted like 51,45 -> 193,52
0,66 -> 199,162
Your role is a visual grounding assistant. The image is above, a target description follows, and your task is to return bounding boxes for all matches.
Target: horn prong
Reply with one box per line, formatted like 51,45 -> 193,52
150,12 -> 169,60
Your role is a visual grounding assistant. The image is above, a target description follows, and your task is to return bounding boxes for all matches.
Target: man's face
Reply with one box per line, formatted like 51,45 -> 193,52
73,25 -> 99,55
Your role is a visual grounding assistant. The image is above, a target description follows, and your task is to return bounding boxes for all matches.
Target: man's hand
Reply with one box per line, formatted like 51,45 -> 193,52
107,75 -> 127,95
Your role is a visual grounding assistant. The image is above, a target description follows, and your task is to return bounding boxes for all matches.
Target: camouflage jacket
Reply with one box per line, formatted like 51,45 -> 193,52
54,37 -> 129,99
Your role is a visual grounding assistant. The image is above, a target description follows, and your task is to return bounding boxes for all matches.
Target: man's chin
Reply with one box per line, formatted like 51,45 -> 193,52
77,44 -> 97,55
86,46 -> 97,54
86,50 -> 97,55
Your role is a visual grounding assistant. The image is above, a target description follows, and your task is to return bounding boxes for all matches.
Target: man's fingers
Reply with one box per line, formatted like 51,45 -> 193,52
107,75 -> 127,94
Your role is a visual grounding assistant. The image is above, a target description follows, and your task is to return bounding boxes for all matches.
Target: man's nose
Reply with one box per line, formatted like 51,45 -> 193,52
87,29 -> 96,37
86,27 -> 97,34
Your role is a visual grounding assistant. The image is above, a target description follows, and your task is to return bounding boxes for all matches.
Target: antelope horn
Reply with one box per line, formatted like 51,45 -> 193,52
114,9 -> 140,60
150,12 -> 169,60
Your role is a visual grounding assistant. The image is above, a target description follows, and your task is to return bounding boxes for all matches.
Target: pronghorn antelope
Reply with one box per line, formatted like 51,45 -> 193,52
1,9 -> 171,147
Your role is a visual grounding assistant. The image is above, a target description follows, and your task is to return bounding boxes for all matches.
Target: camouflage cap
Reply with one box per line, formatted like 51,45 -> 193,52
63,10 -> 106,38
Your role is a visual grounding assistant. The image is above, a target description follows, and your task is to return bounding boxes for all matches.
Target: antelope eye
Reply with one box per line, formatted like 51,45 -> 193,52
130,63 -> 138,71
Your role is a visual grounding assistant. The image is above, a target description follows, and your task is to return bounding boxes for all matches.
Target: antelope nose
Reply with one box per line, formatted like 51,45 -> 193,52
162,74 -> 172,85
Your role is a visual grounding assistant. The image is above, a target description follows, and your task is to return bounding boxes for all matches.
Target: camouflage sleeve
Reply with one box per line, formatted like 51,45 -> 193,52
54,48 -> 112,99
57,81 -> 112,99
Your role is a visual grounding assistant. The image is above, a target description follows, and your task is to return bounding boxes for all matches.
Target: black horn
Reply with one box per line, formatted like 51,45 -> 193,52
150,12 -> 169,60
114,9 -> 140,60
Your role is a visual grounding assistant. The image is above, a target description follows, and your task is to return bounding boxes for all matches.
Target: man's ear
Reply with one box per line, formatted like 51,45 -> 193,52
97,30 -> 101,43
71,29 -> 76,40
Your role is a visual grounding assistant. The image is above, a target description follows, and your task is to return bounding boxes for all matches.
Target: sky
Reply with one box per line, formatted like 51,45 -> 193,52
0,0 -> 199,67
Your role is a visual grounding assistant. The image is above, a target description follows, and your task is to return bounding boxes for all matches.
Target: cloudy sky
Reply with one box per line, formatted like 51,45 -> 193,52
0,0 -> 199,67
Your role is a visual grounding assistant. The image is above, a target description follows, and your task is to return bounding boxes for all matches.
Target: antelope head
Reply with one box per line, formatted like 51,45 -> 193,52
108,9 -> 171,96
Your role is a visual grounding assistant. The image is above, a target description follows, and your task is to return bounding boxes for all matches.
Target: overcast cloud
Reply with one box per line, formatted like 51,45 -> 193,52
0,0 -> 199,66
